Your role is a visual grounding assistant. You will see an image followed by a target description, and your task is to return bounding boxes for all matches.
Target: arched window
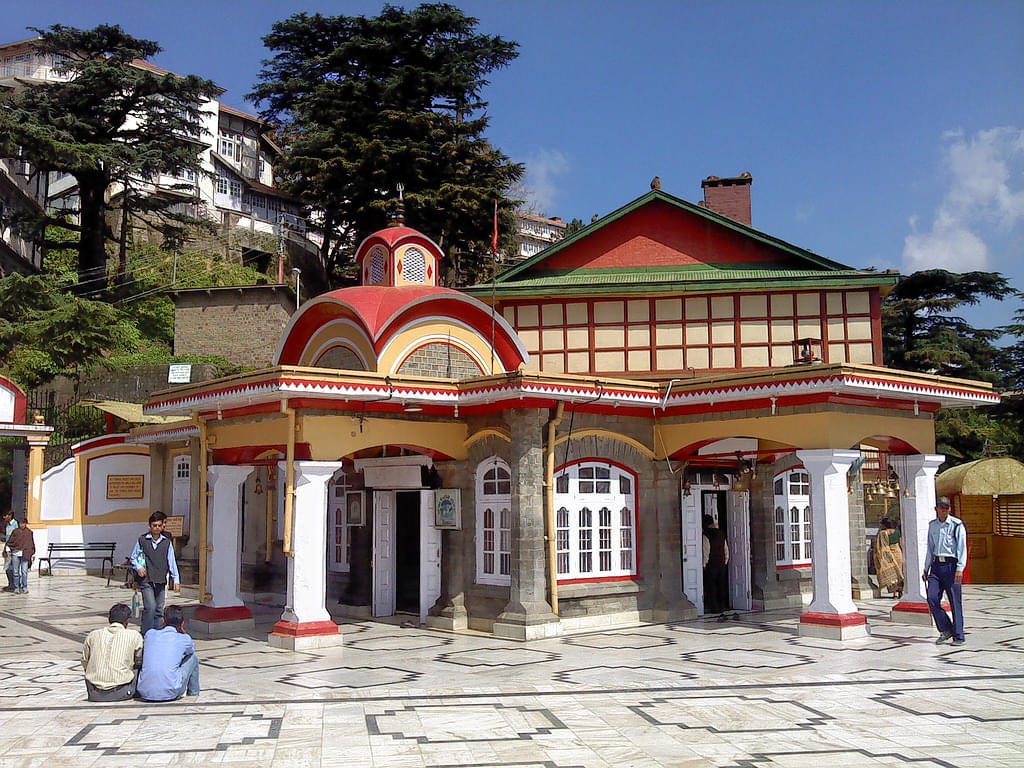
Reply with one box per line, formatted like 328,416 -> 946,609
367,246 -> 387,284
403,247 -> 426,283
553,460 -> 637,580
475,457 -> 512,585
773,468 -> 812,567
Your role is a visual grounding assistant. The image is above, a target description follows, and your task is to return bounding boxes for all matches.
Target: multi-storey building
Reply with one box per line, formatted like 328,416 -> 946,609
0,37 -> 315,273
512,212 -> 566,263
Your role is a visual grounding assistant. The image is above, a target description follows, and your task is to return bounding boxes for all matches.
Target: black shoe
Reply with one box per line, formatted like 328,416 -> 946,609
1,587 -> 14,593
716,613 -> 728,622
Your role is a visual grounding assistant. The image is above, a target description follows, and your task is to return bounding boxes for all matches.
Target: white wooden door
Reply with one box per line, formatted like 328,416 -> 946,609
372,491 -> 396,617
419,490 -> 441,624
681,488 -> 704,614
726,491 -> 752,611
327,479 -> 348,574
171,455 -> 190,522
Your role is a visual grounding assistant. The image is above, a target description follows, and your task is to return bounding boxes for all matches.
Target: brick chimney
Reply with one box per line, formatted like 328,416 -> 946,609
699,172 -> 752,226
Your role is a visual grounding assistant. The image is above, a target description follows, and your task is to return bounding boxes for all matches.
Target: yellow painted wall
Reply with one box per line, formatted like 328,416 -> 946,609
993,536 -> 1024,583
967,534 -> 995,583
379,321 -> 499,375
655,410 -> 934,457
206,413 -> 469,462
299,319 -> 376,369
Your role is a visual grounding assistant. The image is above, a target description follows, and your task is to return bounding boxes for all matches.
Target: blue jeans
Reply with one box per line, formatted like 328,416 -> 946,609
11,554 -> 29,592
927,560 -> 964,641
176,653 -> 200,698
140,581 -> 166,635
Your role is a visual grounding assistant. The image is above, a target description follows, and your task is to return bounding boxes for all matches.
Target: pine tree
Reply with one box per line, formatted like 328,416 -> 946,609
251,4 -> 524,286
0,25 -> 220,289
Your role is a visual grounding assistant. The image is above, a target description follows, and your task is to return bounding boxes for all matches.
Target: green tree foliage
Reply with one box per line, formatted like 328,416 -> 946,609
0,24 -> 219,288
251,3 -> 524,285
0,273 -> 130,390
882,269 -> 1011,382
882,270 -> 1022,465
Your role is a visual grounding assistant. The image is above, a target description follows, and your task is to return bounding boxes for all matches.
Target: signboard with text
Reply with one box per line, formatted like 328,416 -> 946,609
163,515 -> 185,538
106,474 -> 145,500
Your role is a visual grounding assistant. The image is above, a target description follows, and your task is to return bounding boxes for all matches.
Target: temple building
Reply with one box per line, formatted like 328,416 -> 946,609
27,179 -> 999,648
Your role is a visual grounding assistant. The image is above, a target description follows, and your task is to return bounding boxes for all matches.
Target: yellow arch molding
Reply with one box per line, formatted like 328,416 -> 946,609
465,427 -> 512,446
553,428 -> 656,459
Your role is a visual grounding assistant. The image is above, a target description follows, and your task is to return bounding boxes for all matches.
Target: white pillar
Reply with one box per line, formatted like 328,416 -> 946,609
205,465 -> 253,608
192,465 -> 255,637
796,449 -> 869,639
892,454 -> 944,625
270,460 -> 344,650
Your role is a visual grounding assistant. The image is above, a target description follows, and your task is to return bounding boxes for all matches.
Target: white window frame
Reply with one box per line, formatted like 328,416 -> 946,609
475,457 -> 512,586
328,476 -> 351,573
553,460 -> 637,581
773,468 -> 812,567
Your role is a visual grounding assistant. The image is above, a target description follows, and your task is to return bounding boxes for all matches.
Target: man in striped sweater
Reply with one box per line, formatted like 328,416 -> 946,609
81,603 -> 144,701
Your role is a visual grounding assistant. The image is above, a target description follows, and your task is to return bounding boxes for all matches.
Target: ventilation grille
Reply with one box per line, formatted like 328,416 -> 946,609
368,247 -> 386,284
996,494 -> 1024,537
404,247 -> 426,283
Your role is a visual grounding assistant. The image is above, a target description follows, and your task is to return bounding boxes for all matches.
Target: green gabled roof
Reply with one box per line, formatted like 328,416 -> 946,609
471,189 -> 879,297
464,266 -> 894,298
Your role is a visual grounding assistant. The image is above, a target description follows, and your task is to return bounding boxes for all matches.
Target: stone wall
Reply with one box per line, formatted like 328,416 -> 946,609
172,285 -> 296,368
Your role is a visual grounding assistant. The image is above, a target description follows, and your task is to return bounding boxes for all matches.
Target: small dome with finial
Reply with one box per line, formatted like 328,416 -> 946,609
355,184 -> 441,287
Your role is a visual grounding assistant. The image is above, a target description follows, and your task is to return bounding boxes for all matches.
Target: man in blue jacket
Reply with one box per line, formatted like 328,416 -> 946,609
137,605 -> 199,701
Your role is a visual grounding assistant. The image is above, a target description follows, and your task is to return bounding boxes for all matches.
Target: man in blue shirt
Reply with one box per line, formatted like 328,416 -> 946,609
923,496 -> 968,645
130,511 -> 180,635
137,605 -> 199,701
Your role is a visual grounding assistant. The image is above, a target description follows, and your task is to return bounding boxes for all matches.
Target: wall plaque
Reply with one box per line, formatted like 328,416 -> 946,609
106,474 -> 145,499
163,515 -> 185,537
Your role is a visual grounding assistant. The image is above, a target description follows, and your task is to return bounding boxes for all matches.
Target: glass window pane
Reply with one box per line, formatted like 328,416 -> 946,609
619,476 -> 631,494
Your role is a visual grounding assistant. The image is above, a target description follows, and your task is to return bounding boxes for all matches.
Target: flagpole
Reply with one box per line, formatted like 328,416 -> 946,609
490,199 -> 498,374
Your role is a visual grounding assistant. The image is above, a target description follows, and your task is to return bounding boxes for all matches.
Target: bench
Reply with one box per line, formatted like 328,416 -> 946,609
38,542 -> 116,579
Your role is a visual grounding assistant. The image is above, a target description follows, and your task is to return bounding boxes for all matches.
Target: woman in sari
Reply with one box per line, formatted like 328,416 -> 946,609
874,517 -> 904,598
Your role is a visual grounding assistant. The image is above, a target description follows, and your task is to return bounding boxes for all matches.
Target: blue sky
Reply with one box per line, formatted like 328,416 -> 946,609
5,1 -> 1023,329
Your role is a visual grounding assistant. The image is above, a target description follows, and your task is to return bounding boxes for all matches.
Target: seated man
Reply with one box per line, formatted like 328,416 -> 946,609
82,603 -> 144,701
136,605 -> 200,701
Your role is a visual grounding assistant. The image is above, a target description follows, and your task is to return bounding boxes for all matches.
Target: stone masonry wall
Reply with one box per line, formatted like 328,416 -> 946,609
173,290 -> 294,368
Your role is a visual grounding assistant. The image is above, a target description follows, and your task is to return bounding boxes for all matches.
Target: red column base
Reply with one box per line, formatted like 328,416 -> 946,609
193,605 -> 253,622
892,600 -> 950,614
271,620 -> 340,638
799,611 -> 867,628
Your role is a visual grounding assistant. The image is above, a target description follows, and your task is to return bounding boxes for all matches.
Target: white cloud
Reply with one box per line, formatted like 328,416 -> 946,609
902,127 -> 1024,273
522,149 -> 569,214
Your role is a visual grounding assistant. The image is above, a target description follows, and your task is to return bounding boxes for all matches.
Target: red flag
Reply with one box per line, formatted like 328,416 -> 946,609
491,200 -> 499,257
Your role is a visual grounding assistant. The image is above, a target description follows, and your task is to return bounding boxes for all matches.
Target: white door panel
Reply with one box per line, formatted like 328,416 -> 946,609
372,491 -> 396,617
681,488 -> 704,614
726,491 -> 751,611
419,491 -> 441,624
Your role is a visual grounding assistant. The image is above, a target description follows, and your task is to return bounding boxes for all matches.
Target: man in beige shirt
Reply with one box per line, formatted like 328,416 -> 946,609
82,603 -> 144,701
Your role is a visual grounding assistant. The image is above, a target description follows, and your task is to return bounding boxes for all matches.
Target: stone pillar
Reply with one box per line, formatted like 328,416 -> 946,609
650,462 -> 694,621
269,460 -> 344,650
796,449 -> 869,639
191,465 -> 255,637
493,410 -> 561,640
25,436 -> 49,526
892,454 -> 944,625
848,471 -> 873,598
426,460 -> 470,631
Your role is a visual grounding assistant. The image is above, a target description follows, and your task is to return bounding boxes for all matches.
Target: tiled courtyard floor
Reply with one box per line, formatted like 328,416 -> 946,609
0,577 -> 1022,767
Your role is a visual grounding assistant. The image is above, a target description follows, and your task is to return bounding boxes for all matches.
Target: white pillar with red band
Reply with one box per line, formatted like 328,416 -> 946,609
270,460 -> 344,650
892,454 -> 945,625
796,449 -> 870,640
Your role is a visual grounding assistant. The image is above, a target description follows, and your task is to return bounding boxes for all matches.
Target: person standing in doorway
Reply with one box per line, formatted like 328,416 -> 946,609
702,514 -> 729,617
2,510 -> 17,592
130,511 -> 180,634
924,496 -> 968,645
